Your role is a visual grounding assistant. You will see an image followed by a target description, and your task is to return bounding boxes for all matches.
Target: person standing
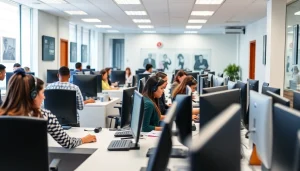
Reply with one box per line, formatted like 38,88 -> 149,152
143,53 -> 156,69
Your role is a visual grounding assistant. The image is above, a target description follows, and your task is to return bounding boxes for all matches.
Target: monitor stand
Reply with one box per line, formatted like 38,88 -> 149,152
130,142 -> 140,150
146,147 -> 188,158
140,167 -> 170,171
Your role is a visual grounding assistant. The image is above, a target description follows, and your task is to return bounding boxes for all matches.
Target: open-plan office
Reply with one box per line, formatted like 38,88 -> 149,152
0,0 -> 299,170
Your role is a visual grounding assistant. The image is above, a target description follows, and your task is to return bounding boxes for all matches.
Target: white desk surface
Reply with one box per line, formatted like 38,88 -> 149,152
48,125 -> 262,171
84,98 -> 119,107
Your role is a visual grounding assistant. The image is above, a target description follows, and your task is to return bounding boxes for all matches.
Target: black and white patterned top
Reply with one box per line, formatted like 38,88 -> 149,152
41,108 -> 82,148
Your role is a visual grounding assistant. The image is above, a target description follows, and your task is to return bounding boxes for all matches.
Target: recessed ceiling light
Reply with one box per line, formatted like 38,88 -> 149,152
186,25 -> 202,29
188,19 -> 207,23
39,0 -> 66,4
143,31 -> 156,33
125,11 -> 147,15
184,31 -> 198,34
191,11 -> 214,16
115,0 -> 140,4
195,0 -> 224,4
138,25 -> 154,29
82,18 -> 101,23
107,30 -> 119,33
133,19 -> 151,23
64,11 -> 87,15
288,25 -> 292,28
95,25 -> 112,28
295,11 -> 300,15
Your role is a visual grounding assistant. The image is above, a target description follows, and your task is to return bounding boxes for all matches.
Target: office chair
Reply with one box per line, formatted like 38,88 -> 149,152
0,116 -> 60,171
44,89 -> 79,127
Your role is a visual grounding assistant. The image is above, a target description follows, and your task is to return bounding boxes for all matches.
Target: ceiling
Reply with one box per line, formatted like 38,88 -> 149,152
9,0 -> 280,34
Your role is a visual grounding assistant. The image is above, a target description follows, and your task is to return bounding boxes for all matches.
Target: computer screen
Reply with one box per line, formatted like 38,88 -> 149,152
236,81 -> 248,129
261,86 -> 280,95
135,70 -> 145,75
294,91 -> 300,111
208,71 -> 215,75
130,91 -> 144,146
174,95 -> 192,146
137,73 -> 150,84
189,104 -> 241,171
120,87 -> 136,128
144,103 -> 177,171
202,85 -> 228,94
198,75 -> 208,94
82,69 -> 95,75
199,89 -> 240,129
47,70 -> 59,83
272,104 -> 300,171
187,72 -> 199,80
73,75 -> 97,98
96,75 -> 102,93
138,78 -> 146,94
248,79 -> 259,92
266,91 -> 290,107
249,91 -> 273,169
110,71 -> 126,85
6,72 -> 35,89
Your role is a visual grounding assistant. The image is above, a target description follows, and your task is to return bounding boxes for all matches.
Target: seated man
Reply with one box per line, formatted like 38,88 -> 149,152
143,64 -> 153,74
70,62 -> 83,83
46,66 -> 95,124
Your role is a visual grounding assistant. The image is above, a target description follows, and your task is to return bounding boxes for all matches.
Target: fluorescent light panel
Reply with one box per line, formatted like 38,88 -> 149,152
195,0 -> 224,4
82,18 -> 101,23
64,11 -> 87,15
39,0 -> 66,3
107,30 -> 119,33
115,0 -> 140,4
188,19 -> 207,23
95,25 -> 112,28
125,11 -> 147,15
138,25 -> 153,29
133,19 -> 151,23
186,25 -> 202,29
143,31 -> 156,33
191,11 -> 214,16
295,11 -> 300,15
184,31 -> 198,34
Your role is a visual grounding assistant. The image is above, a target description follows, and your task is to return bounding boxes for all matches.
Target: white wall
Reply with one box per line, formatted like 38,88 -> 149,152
103,34 -> 238,74
238,17 -> 267,89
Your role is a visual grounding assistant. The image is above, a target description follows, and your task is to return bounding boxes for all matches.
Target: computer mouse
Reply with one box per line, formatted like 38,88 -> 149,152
94,127 -> 102,133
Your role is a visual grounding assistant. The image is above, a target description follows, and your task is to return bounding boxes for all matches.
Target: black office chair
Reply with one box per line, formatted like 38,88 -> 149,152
44,89 -> 79,127
0,116 -> 60,171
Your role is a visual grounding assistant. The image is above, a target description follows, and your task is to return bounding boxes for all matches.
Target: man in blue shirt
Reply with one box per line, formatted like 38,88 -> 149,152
70,62 -> 83,83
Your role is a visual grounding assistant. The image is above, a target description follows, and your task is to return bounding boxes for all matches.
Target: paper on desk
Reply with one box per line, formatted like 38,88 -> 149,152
146,131 -> 162,137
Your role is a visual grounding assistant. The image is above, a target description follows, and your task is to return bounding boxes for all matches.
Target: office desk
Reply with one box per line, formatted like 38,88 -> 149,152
102,88 -> 128,102
78,98 -> 119,128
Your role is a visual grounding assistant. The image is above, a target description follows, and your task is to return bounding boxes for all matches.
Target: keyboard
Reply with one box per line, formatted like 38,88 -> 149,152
114,131 -> 132,137
107,140 -> 132,151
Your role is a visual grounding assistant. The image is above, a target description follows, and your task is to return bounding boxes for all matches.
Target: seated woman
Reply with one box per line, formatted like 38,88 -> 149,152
100,69 -> 119,90
172,75 -> 199,116
142,76 -> 166,132
170,70 -> 187,95
125,67 -> 133,86
0,69 -> 96,148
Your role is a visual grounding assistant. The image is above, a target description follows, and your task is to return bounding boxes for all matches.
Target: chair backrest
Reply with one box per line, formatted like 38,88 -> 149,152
0,116 -> 49,171
44,89 -> 78,126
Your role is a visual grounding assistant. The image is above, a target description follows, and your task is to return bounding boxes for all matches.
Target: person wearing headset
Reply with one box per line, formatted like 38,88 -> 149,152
0,68 -> 96,148
172,76 -> 199,116
142,76 -> 166,132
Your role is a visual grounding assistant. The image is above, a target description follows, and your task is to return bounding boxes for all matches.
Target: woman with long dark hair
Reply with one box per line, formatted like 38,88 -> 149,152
125,67 -> 133,86
170,70 -> 187,94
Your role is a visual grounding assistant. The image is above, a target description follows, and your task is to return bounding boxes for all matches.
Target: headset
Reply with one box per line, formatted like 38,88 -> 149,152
30,75 -> 38,100
152,77 -> 162,92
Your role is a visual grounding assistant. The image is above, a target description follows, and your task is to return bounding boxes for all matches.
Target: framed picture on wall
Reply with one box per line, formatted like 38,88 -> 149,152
42,35 -> 55,61
70,42 -> 77,62
2,37 -> 16,62
81,45 -> 87,63
263,35 -> 267,65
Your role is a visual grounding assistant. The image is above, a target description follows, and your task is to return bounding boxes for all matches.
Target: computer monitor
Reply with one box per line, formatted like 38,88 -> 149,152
110,71 -> 126,85
46,70 -> 59,83
293,131 -> 300,171
227,81 -> 237,89
199,89 -> 240,129
120,87 -> 136,128
249,91 -> 272,169
138,78 -> 146,94
261,86 -> 280,95
73,75 -> 97,98
96,75 -> 102,93
82,69 -> 95,75
197,75 -> 209,94
187,72 -> 199,80
174,95 -> 192,146
207,74 -> 214,87
236,81 -> 248,129
294,91 -> 300,111
130,91 -> 144,149
189,104 -> 241,171
135,70 -> 145,75
6,72 -> 35,89
272,104 -> 300,171
208,71 -> 215,75
266,91 -> 290,107
202,86 -> 228,94
142,103 -> 178,171
137,73 -> 150,83
186,85 -> 192,96
248,79 -> 259,92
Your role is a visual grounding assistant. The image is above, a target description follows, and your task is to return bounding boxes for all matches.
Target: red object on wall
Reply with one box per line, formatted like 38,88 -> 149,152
157,42 -> 162,48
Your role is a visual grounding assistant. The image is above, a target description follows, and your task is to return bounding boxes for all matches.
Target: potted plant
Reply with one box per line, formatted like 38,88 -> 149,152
223,64 -> 240,81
